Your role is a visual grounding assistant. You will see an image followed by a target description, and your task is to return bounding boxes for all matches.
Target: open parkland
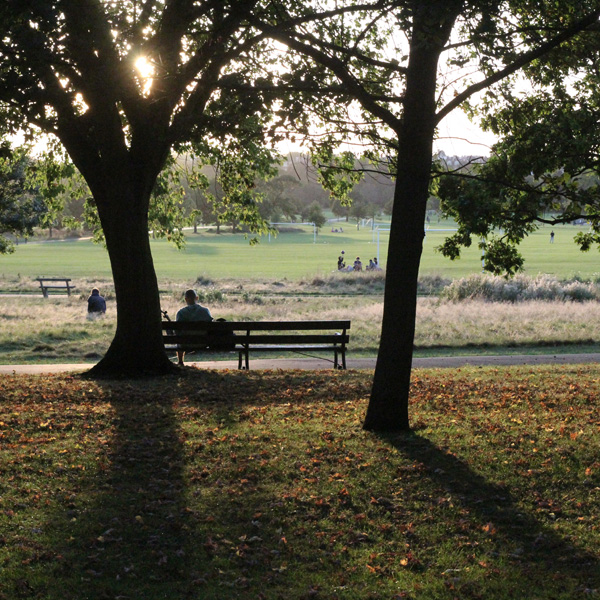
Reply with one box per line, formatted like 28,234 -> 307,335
0,220 -> 596,281
0,221 -> 599,599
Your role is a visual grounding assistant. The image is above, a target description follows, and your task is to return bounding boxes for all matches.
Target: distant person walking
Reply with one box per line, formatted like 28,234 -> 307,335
550,230 -> 555,243
87,288 -> 106,319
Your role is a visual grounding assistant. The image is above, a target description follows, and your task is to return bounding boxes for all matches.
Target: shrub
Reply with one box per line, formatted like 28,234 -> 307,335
241,292 -> 264,304
417,274 -> 452,296
198,288 -> 225,303
563,282 -> 597,301
195,275 -> 214,286
442,273 -> 600,302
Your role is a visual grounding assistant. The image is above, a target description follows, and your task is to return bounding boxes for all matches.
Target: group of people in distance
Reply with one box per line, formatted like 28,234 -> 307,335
367,258 -> 381,270
337,252 -> 382,272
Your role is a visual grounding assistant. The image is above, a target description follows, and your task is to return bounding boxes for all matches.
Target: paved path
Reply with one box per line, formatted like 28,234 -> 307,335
1,353 -> 599,374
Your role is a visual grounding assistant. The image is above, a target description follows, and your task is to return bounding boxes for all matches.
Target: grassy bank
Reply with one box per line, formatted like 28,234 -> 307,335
0,366 -> 598,599
1,289 -> 600,364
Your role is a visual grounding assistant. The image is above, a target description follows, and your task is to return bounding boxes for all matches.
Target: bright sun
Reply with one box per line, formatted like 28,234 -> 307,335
135,56 -> 154,78
134,56 -> 154,94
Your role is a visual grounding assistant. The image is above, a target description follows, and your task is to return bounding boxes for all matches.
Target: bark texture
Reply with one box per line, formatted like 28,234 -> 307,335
364,6 -> 457,431
85,172 -> 176,376
89,198 -> 175,376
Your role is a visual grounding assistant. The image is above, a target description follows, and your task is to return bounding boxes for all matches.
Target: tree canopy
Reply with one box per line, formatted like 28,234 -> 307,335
437,24 -> 600,275
0,144 -> 46,252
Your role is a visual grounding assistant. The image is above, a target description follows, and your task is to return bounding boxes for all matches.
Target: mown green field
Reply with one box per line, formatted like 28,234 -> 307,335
0,221 -> 597,282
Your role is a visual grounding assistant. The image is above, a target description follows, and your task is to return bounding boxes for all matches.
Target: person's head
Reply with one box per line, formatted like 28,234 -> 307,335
184,289 -> 198,305
91,288 -> 100,296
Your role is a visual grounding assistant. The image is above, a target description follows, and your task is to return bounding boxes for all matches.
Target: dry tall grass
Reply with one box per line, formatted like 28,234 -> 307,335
0,297 -> 114,362
415,298 -> 600,348
1,293 -> 598,363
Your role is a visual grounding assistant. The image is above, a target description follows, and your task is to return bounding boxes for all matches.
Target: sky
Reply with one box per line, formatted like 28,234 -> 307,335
434,109 -> 497,157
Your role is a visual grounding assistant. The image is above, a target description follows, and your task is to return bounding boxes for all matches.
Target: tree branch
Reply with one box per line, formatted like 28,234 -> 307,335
436,8 -> 600,124
254,24 -> 403,132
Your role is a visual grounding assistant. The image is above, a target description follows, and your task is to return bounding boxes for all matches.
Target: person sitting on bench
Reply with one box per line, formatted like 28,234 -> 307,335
176,289 -> 213,365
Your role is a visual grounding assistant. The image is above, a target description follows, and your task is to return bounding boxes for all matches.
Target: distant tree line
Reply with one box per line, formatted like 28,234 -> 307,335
8,150 -> 403,241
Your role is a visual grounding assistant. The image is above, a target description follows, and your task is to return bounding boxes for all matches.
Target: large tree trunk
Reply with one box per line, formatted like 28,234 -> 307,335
364,9 -> 451,431
87,184 -> 175,377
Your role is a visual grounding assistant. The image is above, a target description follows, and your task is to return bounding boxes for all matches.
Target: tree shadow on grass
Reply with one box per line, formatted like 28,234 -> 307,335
31,370 -> 326,600
17,367 -> 599,599
380,430 -> 600,598
41,383 -> 196,598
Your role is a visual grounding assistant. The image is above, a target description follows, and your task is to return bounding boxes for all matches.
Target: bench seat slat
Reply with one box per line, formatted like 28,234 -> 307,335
163,344 -> 343,352
36,277 -> 75,297
164,334 -> 348,345
238,334 -> 348,345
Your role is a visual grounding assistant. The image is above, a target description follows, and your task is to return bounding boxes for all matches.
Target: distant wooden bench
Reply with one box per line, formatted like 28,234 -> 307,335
35,277 -> 75,298
161,320 -> 350,369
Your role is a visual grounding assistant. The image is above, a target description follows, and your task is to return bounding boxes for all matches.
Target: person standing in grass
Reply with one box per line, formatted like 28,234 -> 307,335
550,230 -> 555,243
176,289 -> 213,365
87,288 -> 106,319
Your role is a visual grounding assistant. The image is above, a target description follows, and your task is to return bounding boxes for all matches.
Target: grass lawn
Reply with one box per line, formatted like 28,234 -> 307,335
0,365 -> 598,599
0,222 -> 598,283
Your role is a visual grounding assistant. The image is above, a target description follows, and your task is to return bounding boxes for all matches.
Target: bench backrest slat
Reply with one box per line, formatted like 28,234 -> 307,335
36,278 -> 72,283
162,320 -> 350,332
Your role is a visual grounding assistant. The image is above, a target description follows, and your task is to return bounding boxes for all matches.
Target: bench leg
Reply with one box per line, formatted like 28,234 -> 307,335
237,350 -> 249,370
334,348 -> 346,369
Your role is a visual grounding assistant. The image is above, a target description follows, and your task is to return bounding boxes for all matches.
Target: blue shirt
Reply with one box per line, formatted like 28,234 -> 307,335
176,303 -> 212,322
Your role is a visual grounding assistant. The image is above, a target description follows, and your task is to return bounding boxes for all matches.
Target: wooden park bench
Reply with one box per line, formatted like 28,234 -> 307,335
161,320 -> 351,369
35,277 -> 76,298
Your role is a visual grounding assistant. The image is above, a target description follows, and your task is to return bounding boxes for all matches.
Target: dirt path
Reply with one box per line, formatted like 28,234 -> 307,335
1,353 -> 598,374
